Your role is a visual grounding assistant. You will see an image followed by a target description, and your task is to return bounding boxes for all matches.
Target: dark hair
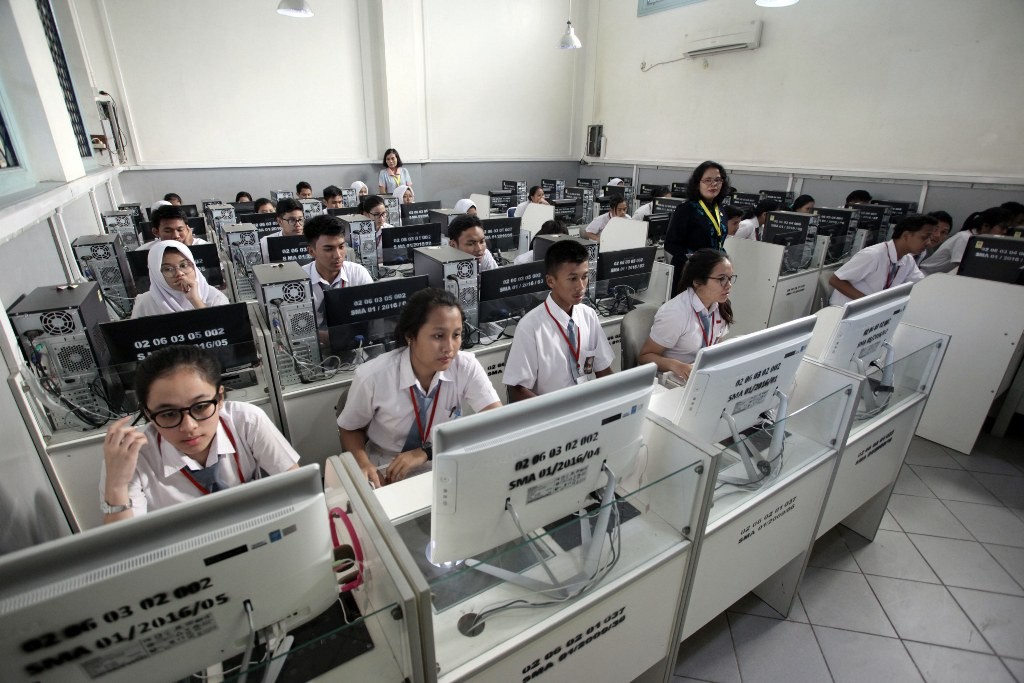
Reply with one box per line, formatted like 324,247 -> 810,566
791,194 -> 815,212
151,204 -> 188,229
754,199 -> 780,216
530,220 -> 568,250
1001,201 -> 1024,218
254,198 -> 275,213
926,210 -> 953,226
295,181 -> 312,194
303,214 -> 345,245
447,214 -> 483,242
163,192 -> 182,203
360,195 -> 386,213
722,205 -> 744,221
892,214 -> 938,239
679,249 -> 734,324
845,190 -> 872,205
135,345 -> 221,413
686,161 -> 729,204
977,206 -> 1013,233
322,185 -> 343,201
394,288 -> 462,347
544,239 -> 588,277
606,195 -> 628,212
959,211 -> 981,234
382,148 -> 403,168
528,185 -> 544,199
235,191 -> 252,203
652,186 -> 671,198
276,198 -> 303,216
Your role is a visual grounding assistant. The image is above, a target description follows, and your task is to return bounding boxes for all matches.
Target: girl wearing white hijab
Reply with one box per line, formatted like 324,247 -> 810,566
394,184 -> 414,204
453,198 -> 477,216
132,240 -> 229,318
350,181 -> 369,198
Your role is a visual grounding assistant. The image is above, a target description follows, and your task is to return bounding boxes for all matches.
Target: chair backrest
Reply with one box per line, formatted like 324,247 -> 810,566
506,206 -> 516,218
620,304 -> 659,371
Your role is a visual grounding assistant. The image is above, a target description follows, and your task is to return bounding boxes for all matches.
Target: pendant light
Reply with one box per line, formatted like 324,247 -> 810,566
277,0 -> 313,18
558,0 -> 582,50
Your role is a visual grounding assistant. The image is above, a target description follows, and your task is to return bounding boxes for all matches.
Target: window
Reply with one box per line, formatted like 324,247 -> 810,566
0,109 -> 17,169
36,0 -> 91,158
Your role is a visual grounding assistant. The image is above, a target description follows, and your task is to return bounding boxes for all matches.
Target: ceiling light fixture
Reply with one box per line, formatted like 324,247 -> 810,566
558,0 -> 582,50
277,0 -> 313,18
755,0 -> 799,7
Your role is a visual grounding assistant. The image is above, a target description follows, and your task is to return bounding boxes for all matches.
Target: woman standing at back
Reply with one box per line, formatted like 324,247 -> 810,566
378,148 -> 412,195
664,161 -> 730,290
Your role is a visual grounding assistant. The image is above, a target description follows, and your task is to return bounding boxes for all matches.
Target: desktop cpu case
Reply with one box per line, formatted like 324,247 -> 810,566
100,210 -> 140,251
413,246 -> 479,329
223,224 -> 261,301
534,234 -> 598,300
7,282 -> 112,432
252,262 -> 321,387
71,234 -> 137,317
338,215 -> 379,279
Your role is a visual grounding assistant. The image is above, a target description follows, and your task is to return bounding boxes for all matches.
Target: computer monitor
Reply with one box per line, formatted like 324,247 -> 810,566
814,207 -> 858,263
596,246 -> 657,298
812,283 -> 913,371
266,234 -> 313,265
400,201 -> 441,226
327,206 -> 363,218
487,190 -> 515,215
478,261 -> 548,323
758,190 -> 793,205
230,200 -> 256,215
762,211 -> 812,272
429,364 -> 656,563
479,217 -> 521,252
0,466 -> 336,683
670,182 -> 688,198
601,184 -> 625,200
957,235 -> 1024,285
725,192 -> 760,214
549,198 -> 579,225
851,204 -> 892,246
871,199 -> 917,223
238,212 -> 282,239
653,197 -> 684,215
644,214 -> 670,245
126,243 -> 225,292
576,178 -> 601,189
1008,226 -> 1024,240
324,275 -> 428,354
380,223 -> 442,265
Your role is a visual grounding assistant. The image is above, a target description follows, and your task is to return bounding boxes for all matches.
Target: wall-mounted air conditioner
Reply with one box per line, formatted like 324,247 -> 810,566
683,20 -> 762,58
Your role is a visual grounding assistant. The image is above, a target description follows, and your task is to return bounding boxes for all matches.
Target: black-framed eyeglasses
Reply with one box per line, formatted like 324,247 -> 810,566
159,261 -> 195,276
369,210 -> 388,218
282,216 -> 304,226
146,393 -> 221,428
710,274 -> 738,286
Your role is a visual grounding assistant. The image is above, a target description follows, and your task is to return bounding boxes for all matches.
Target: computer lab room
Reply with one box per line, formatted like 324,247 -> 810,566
0,1 -> 1023,682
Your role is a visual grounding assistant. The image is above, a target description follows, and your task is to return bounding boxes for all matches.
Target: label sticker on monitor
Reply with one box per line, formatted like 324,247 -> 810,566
526,465 -> 589,504
80,613 -> 218,678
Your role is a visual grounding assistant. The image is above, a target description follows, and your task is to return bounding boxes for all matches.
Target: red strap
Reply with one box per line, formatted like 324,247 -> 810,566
166,417 -> 245,495
409,385 -> 440,448
544,300 -> 581,368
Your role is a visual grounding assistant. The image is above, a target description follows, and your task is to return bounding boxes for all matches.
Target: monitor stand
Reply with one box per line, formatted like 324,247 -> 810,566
716,388 -> 790,489
853,341 -> 896,419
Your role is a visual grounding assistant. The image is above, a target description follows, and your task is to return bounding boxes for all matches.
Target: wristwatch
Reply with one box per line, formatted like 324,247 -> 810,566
101,498 -> 133,514
422,445 -> 433,461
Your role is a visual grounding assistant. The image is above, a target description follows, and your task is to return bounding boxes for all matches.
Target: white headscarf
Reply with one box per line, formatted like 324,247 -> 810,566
394,184 -> 413,203
350,181 -> 368,195
607,178 -> 624,187
147,240 -> 213,313
453,198 -> 476,214
150,199 -> 171,216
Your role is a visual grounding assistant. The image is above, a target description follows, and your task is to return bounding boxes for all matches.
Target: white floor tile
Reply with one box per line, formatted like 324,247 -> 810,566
909,535 -> 1023,595
906,438 -> 964,469
725,591 -> 807,623
949,588 -> 1024,659
945,501 -> 1024,548
894,465 -> 938,497
887,494 -> 973,540
799,566 -> 896,637
675,613 -> 741,683
808,528 -> 860,572
844,529 -> 939,583
910,465 -> 1001,505
952,453 -> 1023,477
814,626 -> 922,683
1002,657 -> 1024,683
866,575 -> 990,653
971,472 -> 1024,509
728,612 -> 832,683
984,544 -> 1024,591
879,509 -> 902,531
904,641 -> 1016,683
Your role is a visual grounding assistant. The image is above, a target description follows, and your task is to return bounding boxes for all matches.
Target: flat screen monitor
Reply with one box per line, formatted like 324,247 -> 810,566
429,364 -> 656,563
956,235 -> 1024,285
670,182 -> 688,198
726,192 -> 760,214
759,190 -> 793,205
645,214 -> 669,244
576,178 -> 601,189
674,316 -> 815,444
238,212 -> 282,239
549,198 -> 579,225
601,184 -> 625,199
487,190 -> 515,215
380,223 -> 442,265
478,261 -> 547,323
479,216 -> 521,252
126,243 -> 224,291
871,199 -> 917,223
1009,226 -> 1024,240
812,283 -> 912,372
852,204 -> 892,246
762,211 -> 812,272
327,206 -> 363,218
324,275 -> 428,353
266,234 -> 313,265
653,197 -> 684,215
0,466 -> 335,683
229,200 -> 256,215
596,246 -> 656,296
400,201 -> 441,226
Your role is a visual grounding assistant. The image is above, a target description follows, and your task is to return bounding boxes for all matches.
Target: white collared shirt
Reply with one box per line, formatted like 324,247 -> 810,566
503,293 -> 615,396
632,202 -> 654,222
734,217 -> 760,240
584,211 -> 631,238
918,230 -> 972,275
136,236 -> 210,251
99,401 -> 300,516
649,288 -> 729,364
337,347 -> 499,464
302,260 -> 374,326
513,250 -> 535,265
830,240 -> 924,306
480,249 -> 498,271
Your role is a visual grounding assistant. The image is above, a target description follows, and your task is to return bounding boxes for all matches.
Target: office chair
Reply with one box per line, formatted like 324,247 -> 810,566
619,304 -> 659,371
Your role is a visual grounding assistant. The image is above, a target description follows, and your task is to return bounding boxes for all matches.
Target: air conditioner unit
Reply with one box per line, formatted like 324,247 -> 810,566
683,20 -> 762,58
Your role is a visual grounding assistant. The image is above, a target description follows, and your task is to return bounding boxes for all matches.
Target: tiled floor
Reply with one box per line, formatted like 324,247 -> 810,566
674,431 -> 1024,683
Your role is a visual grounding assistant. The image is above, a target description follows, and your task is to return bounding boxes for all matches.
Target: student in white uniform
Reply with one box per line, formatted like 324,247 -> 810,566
722,205 -> 744,236
916,210 -> 952,264
100,346 -> 300,522
504,240 -> 615,401
584,195 -> 629,241
638,249 -> 733,383
378,148 -> 412,195
260,198 -> 305,263
254,197 -> 276,214
350,180 -> 369,199
132,241 -> 228,318
362,195 -> 393,264
734,199 -> 780,240
323,185 -> 346,209
513,220 -> 567,265
235,191 -> 252,203
453,198 -> 477,216
632,186 -> 670,222
296,181 -> 313,199
513,185 -> 549,218
918,206 -> 1010,275
829,214 -> 936,305
394,184 -> 414,205
448,214 -> 498,271
301,214 -> 374,329
791,194 -> 815,214
338,288 -> 501,486
136,205 -> 210,250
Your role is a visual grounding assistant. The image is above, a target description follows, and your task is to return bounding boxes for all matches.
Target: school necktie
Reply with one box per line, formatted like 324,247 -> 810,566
698,311 -> 713,347
567,318 -> 581,380
185,454 -> 230,493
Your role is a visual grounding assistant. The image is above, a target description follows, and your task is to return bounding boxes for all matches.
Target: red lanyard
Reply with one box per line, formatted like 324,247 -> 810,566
694,311 -> 718,347
884,243 -> 901,289
409,385 -> 440,448
544,300 -> 581,368
164,417 -> 245,495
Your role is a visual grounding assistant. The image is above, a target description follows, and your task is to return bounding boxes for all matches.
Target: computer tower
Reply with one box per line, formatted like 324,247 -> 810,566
541,179 -> 565,200
503,180 -> 527,205
7,282 -> 111,430
338,215 -> 379,279
412,246 -> 478,329
565,186 -> 595,224
270,190 -> 294,203
340,188 -> 359,208
533,234 -> 598,300
205,204 -> 237,242
428,209 -> 462,226
71,234 -> 137,317
117,203 -> 144,227
381,195 -> 401,227
223,224 -> 261,300
201,199 -> 222,213
252,262 -> 321,387
299,199 -> 324,220
101,211 -> 140,250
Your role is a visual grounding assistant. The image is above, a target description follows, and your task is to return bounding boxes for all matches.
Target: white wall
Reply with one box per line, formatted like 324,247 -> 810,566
589,0 -> 1024,181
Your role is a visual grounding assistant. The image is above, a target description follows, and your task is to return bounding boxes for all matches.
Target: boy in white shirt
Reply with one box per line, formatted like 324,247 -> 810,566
733,199 -> 779,241
260,198 -> 304,263
448,214 -> 498,271
301,214 -> 374,329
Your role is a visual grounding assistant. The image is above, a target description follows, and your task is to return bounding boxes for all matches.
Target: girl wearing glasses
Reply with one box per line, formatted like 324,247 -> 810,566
638,249 -> 734,384
131,241 -> 228,318
665,161 -> 731,287
361,195 -> 394,264
100,346 -> 300,522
